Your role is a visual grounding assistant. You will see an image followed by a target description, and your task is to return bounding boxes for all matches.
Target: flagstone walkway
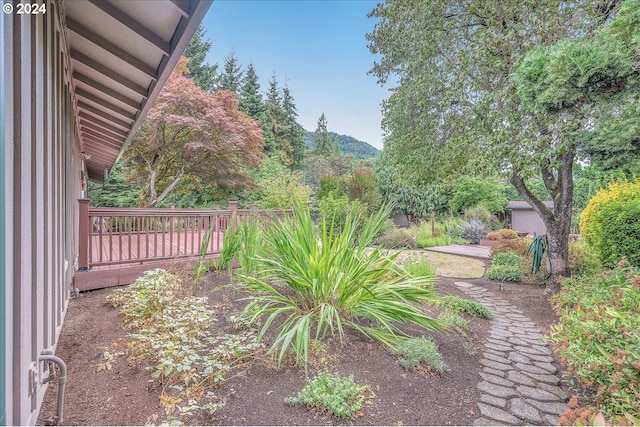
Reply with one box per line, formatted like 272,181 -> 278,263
454,281 -> 568,426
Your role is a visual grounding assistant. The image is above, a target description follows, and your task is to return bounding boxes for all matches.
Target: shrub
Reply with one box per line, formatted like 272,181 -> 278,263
569,239 -> 602,276
493,251 -> 524,267
375,229 -> 417,249
318,175 -> 345,200
486,231 -> 502,241
285,370 -> 369,419
463,205 -> 500,229
438,295 -> 493,319
487,265 -> 523,282
580,180 -> 640,268
486,229 -> 519,241
491,238 -> 532,258
487,251 -> 524,282
240,205 -> 442,368
444,219 -> 470,244
550,264 -> 640,422
317,192 -> 368,235
390,337 -> 448,373
461,219 -> 488,244
404,256 -> 437,279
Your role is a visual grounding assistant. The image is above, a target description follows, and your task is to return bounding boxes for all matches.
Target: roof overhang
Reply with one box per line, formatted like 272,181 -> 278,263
62,0 -> 212,182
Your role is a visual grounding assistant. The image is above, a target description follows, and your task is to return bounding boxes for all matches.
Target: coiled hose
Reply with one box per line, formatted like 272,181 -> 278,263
526,235 -> 552,280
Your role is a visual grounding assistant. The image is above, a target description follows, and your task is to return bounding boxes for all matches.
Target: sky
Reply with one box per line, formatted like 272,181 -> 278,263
200,0 -> 390,150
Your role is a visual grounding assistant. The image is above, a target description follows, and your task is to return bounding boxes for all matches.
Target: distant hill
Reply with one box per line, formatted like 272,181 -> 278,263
304,131 -> 380,159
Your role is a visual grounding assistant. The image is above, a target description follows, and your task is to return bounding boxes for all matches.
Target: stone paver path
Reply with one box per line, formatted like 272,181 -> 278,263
454,282 -> 568,426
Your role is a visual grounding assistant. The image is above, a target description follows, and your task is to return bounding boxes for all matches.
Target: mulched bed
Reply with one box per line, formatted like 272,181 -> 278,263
37,269 -> 560,426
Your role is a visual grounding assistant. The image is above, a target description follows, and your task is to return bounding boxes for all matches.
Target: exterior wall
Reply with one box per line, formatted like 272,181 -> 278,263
2,2 -> 81,424
511,210 -> 548,236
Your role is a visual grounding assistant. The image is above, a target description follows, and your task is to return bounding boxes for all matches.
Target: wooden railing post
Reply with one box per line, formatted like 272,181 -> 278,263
170,205 -> 175,235
78,198 -> 90,271
228,200 -> 238,229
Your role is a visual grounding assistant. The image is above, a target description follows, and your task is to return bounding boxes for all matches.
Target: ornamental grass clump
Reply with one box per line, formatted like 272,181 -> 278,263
239,204 -> 443,369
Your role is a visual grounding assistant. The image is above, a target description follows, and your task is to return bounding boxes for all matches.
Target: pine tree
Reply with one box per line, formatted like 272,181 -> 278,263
219,51 -> 243,94
313,113 -> 337,157
282,84 -> 306,170
183,25 -> 218,92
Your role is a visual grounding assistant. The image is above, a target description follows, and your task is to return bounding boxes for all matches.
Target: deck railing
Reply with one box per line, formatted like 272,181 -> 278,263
77,200 -> 289,270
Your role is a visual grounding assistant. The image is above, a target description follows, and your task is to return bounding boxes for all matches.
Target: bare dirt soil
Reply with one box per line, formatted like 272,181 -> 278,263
37,260 -> 560,426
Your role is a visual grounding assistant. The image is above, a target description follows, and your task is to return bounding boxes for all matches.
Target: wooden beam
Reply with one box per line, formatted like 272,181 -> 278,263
169,0 -> 191,18
78,112 -> 129,136
70,49 -> 148,97
76,88 -> 136,121
77,100 -> 133,130
82,134 -> 123,152
81,126 -> 125,148
73,72 -> 142,110
87,0 -> 171,55
66,17 -> 158,79
80,119 -> 127,141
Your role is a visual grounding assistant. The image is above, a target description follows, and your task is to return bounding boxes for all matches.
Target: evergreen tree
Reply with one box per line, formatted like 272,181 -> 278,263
183,25 -> 218,92
219,51 -> 243,94
282,83 -> 306,170
239,63 -> 266,119
313,113 -> 337,157
264,74 -> 292,164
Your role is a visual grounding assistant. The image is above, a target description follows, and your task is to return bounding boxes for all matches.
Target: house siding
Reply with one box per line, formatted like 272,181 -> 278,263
2,3 -> 80,424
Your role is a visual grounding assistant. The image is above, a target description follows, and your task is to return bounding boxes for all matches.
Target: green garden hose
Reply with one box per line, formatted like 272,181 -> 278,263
526,235 -> 552,280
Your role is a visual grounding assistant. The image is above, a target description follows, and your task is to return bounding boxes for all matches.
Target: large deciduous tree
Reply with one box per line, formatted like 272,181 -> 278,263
367,0 -> 625,291
127,57 -> 264,207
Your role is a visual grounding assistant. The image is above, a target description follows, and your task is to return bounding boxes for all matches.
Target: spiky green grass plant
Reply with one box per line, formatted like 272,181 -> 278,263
240,204 -> 443,369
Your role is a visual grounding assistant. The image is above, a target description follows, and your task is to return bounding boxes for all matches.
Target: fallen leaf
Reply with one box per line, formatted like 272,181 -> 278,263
266,390 -> 273,395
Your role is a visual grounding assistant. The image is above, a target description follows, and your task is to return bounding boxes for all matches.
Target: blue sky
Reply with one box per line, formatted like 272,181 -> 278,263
200,0 -> 390,150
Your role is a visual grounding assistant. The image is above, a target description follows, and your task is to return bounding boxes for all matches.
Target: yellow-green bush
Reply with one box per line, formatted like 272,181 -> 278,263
580,180 -> 640,268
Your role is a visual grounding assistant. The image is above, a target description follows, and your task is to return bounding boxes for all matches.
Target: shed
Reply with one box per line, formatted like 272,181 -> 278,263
506,201 -> 554,236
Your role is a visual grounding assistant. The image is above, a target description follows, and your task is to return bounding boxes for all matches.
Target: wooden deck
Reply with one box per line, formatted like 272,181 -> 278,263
74,204 -> 290,291
89,230 -> 225,269
75,230 -> 225,291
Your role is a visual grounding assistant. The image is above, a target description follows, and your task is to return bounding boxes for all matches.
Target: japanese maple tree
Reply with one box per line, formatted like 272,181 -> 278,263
127,57 -> 264,207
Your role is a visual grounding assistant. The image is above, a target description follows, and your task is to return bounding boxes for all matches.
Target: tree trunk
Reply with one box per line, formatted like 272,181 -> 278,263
510,158 -> 574,294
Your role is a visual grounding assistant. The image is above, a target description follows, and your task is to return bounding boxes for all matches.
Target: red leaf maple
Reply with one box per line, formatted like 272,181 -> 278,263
127,57 -> 264,206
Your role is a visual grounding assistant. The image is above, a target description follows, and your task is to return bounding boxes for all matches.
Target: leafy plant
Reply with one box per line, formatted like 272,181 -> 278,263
403,256 -> 437,279
550,263 -> 640,422
105,269 -> 262,423
438,310 -> 468,330
285,370 -> 370,419
390,337 -> 448,373
240,204 -> 442,369
487,265 -> 523,282
487,251 -> 524,282
438,295 -> 493,319
374,229 -> 417,249
569,239 -> 602,277
461,219 -> 488,244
